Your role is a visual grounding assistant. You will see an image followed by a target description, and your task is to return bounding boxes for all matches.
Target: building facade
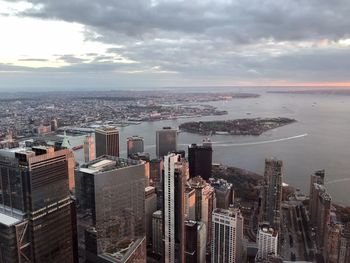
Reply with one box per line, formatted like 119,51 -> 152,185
95,127 -> 119,158
127,136 -> 144,158
156,127 -> 177,159
188,139 -> 213,181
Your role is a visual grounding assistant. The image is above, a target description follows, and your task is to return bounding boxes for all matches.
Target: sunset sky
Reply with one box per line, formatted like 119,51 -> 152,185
1,0 -> 350,90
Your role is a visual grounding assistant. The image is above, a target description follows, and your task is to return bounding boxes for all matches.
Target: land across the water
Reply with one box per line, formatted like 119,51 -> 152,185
179,117 -> 296,136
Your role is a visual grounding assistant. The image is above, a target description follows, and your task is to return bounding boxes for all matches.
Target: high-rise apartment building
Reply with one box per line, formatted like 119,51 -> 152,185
84,134 -> 95,163
211,208 -> 244,263
188,139 -> 213,180
127,136 -> 144,158
75,156 -> 146,262
256,224 -> 279,261
260,158 -> 283,230
162,153 -> 187,263
95,127 -> 119,158
0,146 -> 78,263
185,220 -> 207,263
156,127 -> 177,158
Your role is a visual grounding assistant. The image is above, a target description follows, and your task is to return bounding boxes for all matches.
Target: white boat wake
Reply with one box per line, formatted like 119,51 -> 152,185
325,178 -> 350,185
209,133 -> 308,147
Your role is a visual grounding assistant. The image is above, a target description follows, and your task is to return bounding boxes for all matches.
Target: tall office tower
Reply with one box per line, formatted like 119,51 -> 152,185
316,191 -> 331,253
260,158 -> 283,230
185,221 -> 207,263
0,146 -> 78,263
162,153 -> 187,263
309,170 -> 325,225
75,156 -> 146,262
145,186 -> 157,245
95,126 -> 119,158
156,127 -> 177,158
209,178 -> 234,209
256,224 -> 279,261
185,187 -> 196,220
188,139 -> 213,180
127,136 -> 144,158
211,208 -> 244,263
51,118 -> 58,131
150,158 -> 163,187
339,223 -> 350,263
84,134 -> 95,163
189,176 -> 215,247
152,210 -> 163,256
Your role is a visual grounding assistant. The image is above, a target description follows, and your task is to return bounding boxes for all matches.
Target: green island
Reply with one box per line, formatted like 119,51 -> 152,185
179,117 -> 296,136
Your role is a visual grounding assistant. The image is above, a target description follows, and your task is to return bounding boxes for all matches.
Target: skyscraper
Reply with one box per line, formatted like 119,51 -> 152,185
84,134 -> 95,163
127,136 -> 144,158
309,170 -> 325,226
260,158 -> 283,230
162,153 -> 187,263
0,146 -> 78,263
75,156 -> 146,262
145,186 -> 157,245
189,176 -> 215,247
152,210 -> 163,256
256,223 -> 279,261
185,220 -> 207,263
95,127 -> 119,158
188,139 -> 213,180
209,178 -> 234,209
211,208 -> 244,263
156,127 -> 177,158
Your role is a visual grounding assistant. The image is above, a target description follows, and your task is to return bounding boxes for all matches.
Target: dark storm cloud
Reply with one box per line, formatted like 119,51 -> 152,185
12,0 -> 350,42
3,0 -> 350,87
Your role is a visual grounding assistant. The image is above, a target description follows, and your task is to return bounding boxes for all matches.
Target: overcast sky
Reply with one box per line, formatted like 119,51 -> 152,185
1,0 -> 350,90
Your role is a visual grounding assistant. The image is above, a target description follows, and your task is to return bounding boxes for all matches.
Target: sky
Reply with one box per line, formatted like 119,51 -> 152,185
1,0 -> 350,90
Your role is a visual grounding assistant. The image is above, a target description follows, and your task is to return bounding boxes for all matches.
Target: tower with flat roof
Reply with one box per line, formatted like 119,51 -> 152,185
156,127 -> 177,159
127,136 -> 144,158
95,127 -> 119,158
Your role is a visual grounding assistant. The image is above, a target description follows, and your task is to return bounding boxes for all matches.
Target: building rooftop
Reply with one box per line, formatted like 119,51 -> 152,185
79,156 -> 143,174
213,208 -> 240,218
259,223 -> 278,237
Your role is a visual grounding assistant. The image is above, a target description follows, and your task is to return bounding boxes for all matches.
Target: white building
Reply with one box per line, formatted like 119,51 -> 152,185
211,208 -> 244,263
256,224 -> 278,261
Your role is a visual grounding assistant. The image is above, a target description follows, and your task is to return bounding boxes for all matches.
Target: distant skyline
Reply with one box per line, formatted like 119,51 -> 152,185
1,0 -> 350,90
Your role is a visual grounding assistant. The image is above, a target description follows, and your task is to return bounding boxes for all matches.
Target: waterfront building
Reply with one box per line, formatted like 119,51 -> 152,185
75,156 -> 146,262
127,136 -> 144,158
156,127 -> 177,158
260,158 -> 283,230
84,134 -> 95,163
188,139 -> 213,180
95,126 -> 119,158
211,208 -> 244,263
309,170 -> 325,225
0,146 -> 78,263
162,153 -> 187,263
256,223 -> 279,261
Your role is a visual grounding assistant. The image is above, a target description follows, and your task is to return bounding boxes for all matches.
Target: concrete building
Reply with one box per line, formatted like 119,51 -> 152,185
156,127 -> 177,158
188,139 -> 213,180
84,134 -> 95,163
211,208 -> 244,263
0,146 -> 78,263
145,186 -> 157,245
95,127 -> 119,158
152,210 -> 163,256
185,187 -> 196,221
260,158 -> 283,230
256,224 -> 278,261
127,136 -> 144,158
162,153 -> 187,263
75,156 -> 146,262
209,178 -> 234,209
